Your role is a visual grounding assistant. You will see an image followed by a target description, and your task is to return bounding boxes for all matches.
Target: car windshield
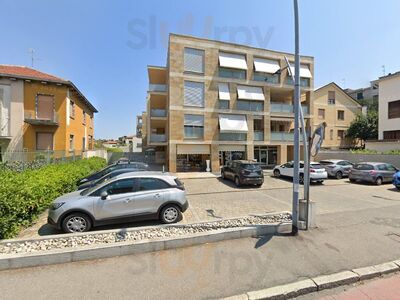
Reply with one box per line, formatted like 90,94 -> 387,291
241,164 -> 261,170
80,184 -> 100,196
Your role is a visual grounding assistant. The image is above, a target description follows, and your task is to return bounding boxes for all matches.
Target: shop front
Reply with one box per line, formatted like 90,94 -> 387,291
218,145 -> 246,167
254,146 -> 278,169
176,144 -> 211,172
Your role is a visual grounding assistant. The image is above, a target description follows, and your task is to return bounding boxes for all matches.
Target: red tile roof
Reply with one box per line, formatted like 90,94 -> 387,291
0,65 -> 67,83
0,65 -> 98,112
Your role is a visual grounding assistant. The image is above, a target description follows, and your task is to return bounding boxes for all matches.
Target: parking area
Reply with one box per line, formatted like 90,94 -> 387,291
17,174 -> 399,239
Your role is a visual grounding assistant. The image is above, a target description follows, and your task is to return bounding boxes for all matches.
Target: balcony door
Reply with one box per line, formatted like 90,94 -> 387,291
37,95 -> 54,120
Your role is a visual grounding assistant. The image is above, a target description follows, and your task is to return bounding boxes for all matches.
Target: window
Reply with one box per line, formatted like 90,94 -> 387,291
253,72 -> 279,83
82,137 -> 86,151
354,164 -> 374,171
184,81 -> 204,107
286,77 -> 310,87
37,95 -> 54,120
318,108 -> 325,119
219,132 -> 247,141
328,91 -> 336,105
184,48 -> 204,74
377,164 -> 388,171
388,100 -> 400,119
253,58 -> 280,83
337,130 -> 345,139
357,92 -> 363,100
88,135 -> 93,149
330,129 -> 333,140
70,100 -> 75,118
92,179 -> 136,196
337,110 -> 345,120
184,114 -> 204,139
218,100 -> 229,109
219,67 -> 246,79
386,164 -> 397,171
236,100 -> 264,112
383,130 -> 400,140
69,134 -> 74,151
90,115 -> 93,128
138,178 -> 170,191
82,111 -> 86,125
36,132 -> 53,150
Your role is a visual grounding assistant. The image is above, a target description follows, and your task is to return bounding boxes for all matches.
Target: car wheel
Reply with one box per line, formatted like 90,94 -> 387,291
273,169 -> 280,177
160,205 -> 182,224
375,177 -> 383,186
234,176 -> 241,187
62,213 -> 92,233
221,171 -> 225,180
255,183 -> 262,188
396,186 -> 400,191
299,174 -> 304,184
335,171 -> 343,180
349,178 -> 356,183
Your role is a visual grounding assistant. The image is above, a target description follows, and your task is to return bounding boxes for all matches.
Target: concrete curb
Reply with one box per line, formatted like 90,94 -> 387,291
0,222 -> 291,271
222,260 -> 400,300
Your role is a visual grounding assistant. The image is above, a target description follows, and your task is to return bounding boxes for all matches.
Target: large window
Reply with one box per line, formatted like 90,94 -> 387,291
253,72 -> 279,83
36,132 -> 53,150
184,81 -> 204,107
236,100 -> 264,112
219,132 -> 247,141
286,77 -> 310,87
218,100 -> 229,109
184,114 -> 204,139
337,110 -> 345,120
388,100 -> 400,119
184,48 -> 204,74
219,67 -> 246,79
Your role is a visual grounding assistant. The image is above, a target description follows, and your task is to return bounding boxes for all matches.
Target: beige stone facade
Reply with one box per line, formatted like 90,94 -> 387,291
143,34 -> 315,172
313,82 -> 362,149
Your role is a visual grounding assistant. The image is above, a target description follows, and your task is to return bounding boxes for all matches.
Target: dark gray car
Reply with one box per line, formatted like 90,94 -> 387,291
319,159 -> 354,179
349,162 -> 398,185
221,160 -> 264,187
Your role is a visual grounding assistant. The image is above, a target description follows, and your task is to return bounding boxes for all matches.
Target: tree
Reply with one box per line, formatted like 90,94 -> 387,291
346,111 -> 378,148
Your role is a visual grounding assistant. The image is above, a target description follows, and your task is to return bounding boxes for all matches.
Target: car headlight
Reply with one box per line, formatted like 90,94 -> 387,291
50,202 -> 65,210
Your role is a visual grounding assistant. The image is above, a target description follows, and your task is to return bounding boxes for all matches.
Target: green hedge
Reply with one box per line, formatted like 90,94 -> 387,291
0,157 -> 106,239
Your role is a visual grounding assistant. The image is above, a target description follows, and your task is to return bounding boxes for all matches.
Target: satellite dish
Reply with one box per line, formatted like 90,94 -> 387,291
310,122 -> 326,157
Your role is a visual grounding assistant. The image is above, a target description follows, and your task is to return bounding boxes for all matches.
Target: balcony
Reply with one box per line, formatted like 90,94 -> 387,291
24,110 -> 59,126
271,132 -> 304,142
150,109 -> 167,118
219,132 -> 247,141
270,103 -> 309,115
150,134 -> 167,143
254,131 -> 264,141
149,84 -> 167,93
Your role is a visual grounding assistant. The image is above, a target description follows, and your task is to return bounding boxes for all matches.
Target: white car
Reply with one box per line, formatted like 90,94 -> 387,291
273,161 -> 328,183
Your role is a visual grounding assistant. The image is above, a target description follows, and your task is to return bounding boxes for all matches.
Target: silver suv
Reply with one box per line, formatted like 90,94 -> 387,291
48,172 -> 188,233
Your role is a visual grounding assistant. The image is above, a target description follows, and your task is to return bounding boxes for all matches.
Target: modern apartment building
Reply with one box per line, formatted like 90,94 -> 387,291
377,72 -> 400,141
142,34 -> 314,172
0,65 -> 97,158
314,82 -> 362,149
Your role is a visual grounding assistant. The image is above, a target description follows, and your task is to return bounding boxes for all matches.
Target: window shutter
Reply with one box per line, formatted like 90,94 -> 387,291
37,95 -> 54,120
184,48 -> 204,73
184,114 -> 204,126
36,132 -> 53,150
184,81 -> 204,107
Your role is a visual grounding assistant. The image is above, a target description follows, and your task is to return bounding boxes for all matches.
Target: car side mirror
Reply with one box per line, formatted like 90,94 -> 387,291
100,191 -> 109,200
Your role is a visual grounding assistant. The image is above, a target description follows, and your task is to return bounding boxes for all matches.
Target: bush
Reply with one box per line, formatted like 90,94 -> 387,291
0,157 -> 106,239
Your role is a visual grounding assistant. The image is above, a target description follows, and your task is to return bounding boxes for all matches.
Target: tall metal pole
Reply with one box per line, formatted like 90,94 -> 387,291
292,0 -> 300,235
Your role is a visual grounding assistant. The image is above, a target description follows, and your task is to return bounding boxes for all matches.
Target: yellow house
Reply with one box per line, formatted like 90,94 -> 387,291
0,65 -> 97,156
314,82 -> 362,149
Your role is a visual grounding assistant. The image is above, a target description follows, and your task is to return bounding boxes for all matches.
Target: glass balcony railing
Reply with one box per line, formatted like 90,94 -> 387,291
219,132 -> 247,141
254,131 -> 264,141
149,84 -> 167,92
270,103 -> 309,115
150,109 -> 167,117
150,134 -> 166,143
270,132 -> 304,141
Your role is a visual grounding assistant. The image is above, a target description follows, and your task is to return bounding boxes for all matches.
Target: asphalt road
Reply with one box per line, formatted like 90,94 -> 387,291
3,177 -> 400,299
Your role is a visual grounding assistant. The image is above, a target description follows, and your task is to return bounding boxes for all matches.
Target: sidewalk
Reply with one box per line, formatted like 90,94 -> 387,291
314,273 -> 400,300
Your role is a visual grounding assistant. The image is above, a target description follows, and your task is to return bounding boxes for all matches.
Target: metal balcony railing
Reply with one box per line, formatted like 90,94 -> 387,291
149,84 -> 167,92
24,110 -> 59,126
150,109 -> 167,117
150,134 -> 166,143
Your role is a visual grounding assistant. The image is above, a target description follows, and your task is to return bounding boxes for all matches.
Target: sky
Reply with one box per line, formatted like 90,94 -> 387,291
1,0 -> 400,139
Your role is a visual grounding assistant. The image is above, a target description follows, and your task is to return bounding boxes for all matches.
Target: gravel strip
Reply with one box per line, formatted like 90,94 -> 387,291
0,213 -> 291,255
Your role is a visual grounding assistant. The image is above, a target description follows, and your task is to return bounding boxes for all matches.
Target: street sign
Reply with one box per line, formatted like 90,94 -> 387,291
310,122 -> 326,157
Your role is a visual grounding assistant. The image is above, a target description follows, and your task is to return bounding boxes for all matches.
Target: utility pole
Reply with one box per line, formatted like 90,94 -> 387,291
292,0 -> 300,235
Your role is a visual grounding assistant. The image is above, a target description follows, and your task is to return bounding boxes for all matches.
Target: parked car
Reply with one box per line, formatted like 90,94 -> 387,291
273,161 -> 328,184
221,160 -> 264,187
77,161 -> 149,185
349,162 -> 398,185
393,170 -> 400,190
319,159 -> 354,179
77,168 -> 143,190
48,172 -> 188,233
